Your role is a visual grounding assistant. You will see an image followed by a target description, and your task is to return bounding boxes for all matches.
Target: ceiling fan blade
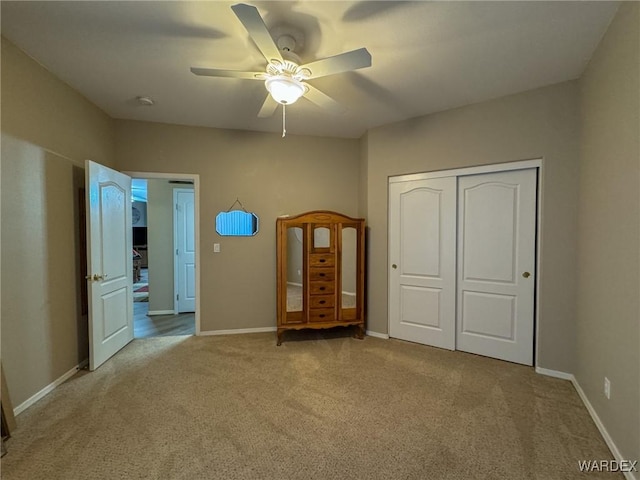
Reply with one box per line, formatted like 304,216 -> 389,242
257,94 -> 279,118
303,84 -> 346,115
301,48 -> 372,80
231,3 -> 283,63
190,67 -> 263,80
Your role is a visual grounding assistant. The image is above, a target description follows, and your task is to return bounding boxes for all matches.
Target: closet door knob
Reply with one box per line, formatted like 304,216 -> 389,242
522,271 -> 531,278
392,264 -> 397,269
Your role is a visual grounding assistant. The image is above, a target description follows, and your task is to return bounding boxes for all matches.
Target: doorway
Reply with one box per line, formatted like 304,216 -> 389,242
388,160 -> 541,366
127,172 -> 200,338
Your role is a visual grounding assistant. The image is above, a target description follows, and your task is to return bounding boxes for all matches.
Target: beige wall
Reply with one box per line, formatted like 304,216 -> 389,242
358,132 -> 369,219
146,179 -> 178,313
1,38 -> 115,407
365,81 -> 581,372
1,38 -> 115,168
576,2 -> 639,462
114,120 -> 360,332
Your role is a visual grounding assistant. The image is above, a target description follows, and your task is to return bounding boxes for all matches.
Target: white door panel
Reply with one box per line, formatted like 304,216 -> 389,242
86,160 -> 133,371
461,183 -> 517,283
389,177 -> 456,350
460,291 -> 516,340
175,189 -> 195,313
456,169 -> 537,365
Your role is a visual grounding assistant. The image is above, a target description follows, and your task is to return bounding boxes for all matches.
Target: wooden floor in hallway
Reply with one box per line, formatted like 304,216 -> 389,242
134,302 -> 195,338
133,269 -> 195,339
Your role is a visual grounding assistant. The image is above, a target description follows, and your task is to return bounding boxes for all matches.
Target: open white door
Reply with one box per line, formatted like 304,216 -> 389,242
456,169 -> 537,365
86,160 -> 134,371
174,188 -> 196,313
389,177 -> 457,349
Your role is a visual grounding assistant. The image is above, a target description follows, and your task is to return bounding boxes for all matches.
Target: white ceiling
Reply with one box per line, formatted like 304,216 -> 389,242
1,1 -> 618,139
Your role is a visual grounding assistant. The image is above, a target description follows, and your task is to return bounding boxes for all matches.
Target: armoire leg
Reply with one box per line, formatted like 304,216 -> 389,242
276,330 -> 284,346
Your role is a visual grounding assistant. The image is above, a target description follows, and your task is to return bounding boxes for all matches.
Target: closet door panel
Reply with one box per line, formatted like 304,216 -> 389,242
456,169 -> 537,365
389,177 -> 457,350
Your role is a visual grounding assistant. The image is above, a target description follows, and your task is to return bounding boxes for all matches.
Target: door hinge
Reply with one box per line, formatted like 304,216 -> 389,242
176,249 -> 179,256
176,293 -> 179,301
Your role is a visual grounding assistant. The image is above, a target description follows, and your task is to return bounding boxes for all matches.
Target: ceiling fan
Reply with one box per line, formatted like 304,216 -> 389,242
190,3 -> 372,125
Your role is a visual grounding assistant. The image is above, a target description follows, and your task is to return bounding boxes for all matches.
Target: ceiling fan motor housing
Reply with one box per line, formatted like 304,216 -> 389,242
276,34 -> 296,52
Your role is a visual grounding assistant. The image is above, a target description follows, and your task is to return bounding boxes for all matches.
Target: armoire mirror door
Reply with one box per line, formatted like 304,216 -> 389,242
340,226 -> 358,320
285,226 -> 304,323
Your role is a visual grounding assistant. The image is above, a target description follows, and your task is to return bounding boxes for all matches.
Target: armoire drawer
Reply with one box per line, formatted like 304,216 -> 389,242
309,282 -> 335,295
309,308 -> 335,323
309,268 -> 335,282
309,254 -> 335,267
309,295 -> 335,308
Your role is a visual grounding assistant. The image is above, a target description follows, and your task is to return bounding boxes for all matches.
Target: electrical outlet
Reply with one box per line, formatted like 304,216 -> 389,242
213,243 -> 220,253
604,377 -> 611,399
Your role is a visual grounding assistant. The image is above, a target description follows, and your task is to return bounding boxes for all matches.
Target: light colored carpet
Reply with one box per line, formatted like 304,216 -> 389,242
1,333 -> 618,479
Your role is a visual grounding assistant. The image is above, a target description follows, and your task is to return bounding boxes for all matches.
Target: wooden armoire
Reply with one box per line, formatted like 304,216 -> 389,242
276,211 -> 365,345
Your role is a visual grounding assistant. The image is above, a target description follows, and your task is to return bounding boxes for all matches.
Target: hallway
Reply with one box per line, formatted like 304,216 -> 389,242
133,269 -> 195,338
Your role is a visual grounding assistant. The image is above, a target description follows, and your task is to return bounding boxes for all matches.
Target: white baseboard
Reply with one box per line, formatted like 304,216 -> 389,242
535,366 -> 574,381
570,376 -> 638,480
366,330 -> 389,339
14,361 -> 85,416
147,310 -> 175,316
536,368 -> 638,480
199,327 -> 277,336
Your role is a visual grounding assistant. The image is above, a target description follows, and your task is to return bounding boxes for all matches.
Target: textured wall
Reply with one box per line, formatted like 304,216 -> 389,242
576,2 -> 640,462
1,38 -> 115,407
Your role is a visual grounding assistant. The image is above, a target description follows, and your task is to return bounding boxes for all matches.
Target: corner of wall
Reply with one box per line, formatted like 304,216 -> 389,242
358,131 -> 369,219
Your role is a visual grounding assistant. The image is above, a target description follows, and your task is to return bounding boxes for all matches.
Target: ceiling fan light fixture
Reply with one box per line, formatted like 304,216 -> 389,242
265,76 -> 305,105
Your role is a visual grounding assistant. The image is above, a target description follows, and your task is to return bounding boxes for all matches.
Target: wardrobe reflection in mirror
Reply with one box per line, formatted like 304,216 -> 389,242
286,227 -> 303,312
341,227 -> 357,314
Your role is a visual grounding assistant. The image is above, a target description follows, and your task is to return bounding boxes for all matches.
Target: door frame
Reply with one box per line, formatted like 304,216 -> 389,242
173,187 -> 196,314
388,158 -> 543,366
124,171 -> 201,335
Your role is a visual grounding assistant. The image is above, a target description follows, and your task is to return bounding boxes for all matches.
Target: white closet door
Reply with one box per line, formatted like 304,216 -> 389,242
456,169 -> 537,365
389,177 -> 456,349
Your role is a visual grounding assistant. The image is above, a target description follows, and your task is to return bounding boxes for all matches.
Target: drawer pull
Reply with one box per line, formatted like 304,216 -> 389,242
319,300 -> 326,304
319,314 -> 325,318
319,287 -> 326,291
319,273 -> 326,277
319,259 -> 326,263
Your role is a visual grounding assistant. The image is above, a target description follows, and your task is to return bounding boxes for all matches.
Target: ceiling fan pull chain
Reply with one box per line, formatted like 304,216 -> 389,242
282,104 -> 287,138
